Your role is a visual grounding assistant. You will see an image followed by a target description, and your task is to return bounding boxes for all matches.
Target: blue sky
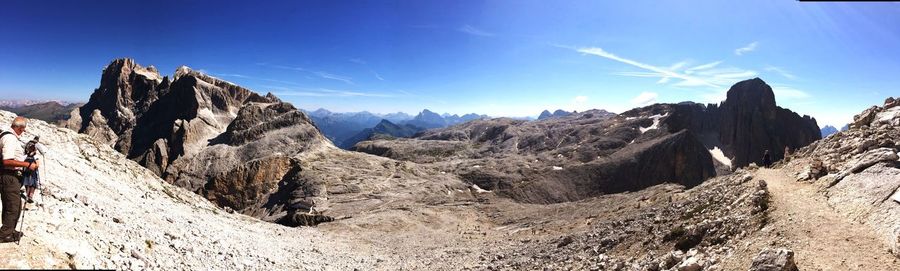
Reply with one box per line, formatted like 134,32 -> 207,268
2,0 -> 899,127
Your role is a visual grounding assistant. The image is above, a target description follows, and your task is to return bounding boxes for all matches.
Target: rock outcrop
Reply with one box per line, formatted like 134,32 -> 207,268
68,58 -> 474,228
70,58 -> 275,175
784,96 -> 900,257
660,78 -> 820,168
749,248 -> 799,271
67,58 -> 337,223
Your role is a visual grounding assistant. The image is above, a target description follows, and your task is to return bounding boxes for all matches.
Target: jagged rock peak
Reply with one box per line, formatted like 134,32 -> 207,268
101,57 -> 163,85
723,77 -> 776,110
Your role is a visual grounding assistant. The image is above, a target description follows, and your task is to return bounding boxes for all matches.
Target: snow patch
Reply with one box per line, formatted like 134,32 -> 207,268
134,68 -> 162,82
639,113 -> 668,133
471,184 -> 490,193
709,146 -> 732,168
552,166 -> 563,170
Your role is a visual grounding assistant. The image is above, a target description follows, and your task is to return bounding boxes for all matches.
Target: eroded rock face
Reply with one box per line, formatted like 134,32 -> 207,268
163,101 -> 328,214
72,58 -> 333,223
661,78 -> 820,168
74,58 -> 275,174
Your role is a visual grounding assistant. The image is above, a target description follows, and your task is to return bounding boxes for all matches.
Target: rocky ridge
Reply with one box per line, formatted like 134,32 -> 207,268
0,111 -> 378,270
785,96 -> 900,256
67,58 -> 473,226
354,78 -> 819,204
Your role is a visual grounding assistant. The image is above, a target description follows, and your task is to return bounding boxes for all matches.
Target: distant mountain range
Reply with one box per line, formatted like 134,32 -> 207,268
305,108 -> 488,149
0,101 -> 83,125
538,109 -> 573,120
820,124 -> 850,137
341,119 -> 423,149
0,99 -> 80,108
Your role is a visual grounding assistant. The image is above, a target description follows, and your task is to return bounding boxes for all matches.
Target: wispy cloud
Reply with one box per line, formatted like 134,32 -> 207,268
458,24 -> 494,37
274,88 -> 393,98
578,47 -> 738,88
314,71 -> 354,85
372,71 -> 385,81
210,72 -> 301,86
631,92 -> 658,106
348,58 -> 366,65
771,85 -> 811,100
257,63 -> 354,85
735,42 -> 758,56
764,65 -> 797,80
572,95 -> 590,111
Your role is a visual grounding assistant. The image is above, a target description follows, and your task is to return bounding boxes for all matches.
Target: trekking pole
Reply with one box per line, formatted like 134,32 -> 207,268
17,192 -> 25,245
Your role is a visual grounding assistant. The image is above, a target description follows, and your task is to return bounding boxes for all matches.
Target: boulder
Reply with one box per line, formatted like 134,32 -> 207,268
749,248 -> 798,271
851,106 -> 880,129
833,148 -> 899,184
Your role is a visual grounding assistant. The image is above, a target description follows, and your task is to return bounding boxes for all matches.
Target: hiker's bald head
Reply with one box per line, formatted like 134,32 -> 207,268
11,116 -> 27,135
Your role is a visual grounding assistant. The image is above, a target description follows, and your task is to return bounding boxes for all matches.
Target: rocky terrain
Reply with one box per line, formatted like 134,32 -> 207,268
0,111 -> 379,270
354,78 -> 820,204
7,58 -> 898,270
64,58 -> 481,227
5,101 -> 898,270
784,96 -> 900,257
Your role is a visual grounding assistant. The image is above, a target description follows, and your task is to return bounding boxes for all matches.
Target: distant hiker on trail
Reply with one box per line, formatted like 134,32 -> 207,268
0,117 -> 39,243
762,150 -> 772,168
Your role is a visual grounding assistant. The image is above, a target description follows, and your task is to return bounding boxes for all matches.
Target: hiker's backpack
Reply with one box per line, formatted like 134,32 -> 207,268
0,131 -> 13,162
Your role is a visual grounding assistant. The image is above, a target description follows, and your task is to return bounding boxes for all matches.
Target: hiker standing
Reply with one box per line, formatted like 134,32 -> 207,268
762,149 -> 772,168
0,117 -> 38,243
22,139 -> 41,204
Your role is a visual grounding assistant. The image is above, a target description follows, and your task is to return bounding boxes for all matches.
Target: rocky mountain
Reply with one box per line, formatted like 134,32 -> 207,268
537,109 -> 573,120
663,78 -> 821,167
305,108 -> 486,149
340,119 -> 423,149
65,58 -> 348,224
405,109 -> 487,130
0,101 -> 82,126
820,125 -> 838,137
404,109 -> 446,129
5,79 -> 899,270
0,99 -> 79,108
354,78 -> 819,203
304,109 -> 385,149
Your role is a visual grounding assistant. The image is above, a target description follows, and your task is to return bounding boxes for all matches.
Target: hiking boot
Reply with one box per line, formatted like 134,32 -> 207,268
0,231 -> 23,243
26,197 -> 34,204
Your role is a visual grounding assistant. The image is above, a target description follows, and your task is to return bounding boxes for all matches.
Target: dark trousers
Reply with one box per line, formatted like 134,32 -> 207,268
0,173 -> 22,237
